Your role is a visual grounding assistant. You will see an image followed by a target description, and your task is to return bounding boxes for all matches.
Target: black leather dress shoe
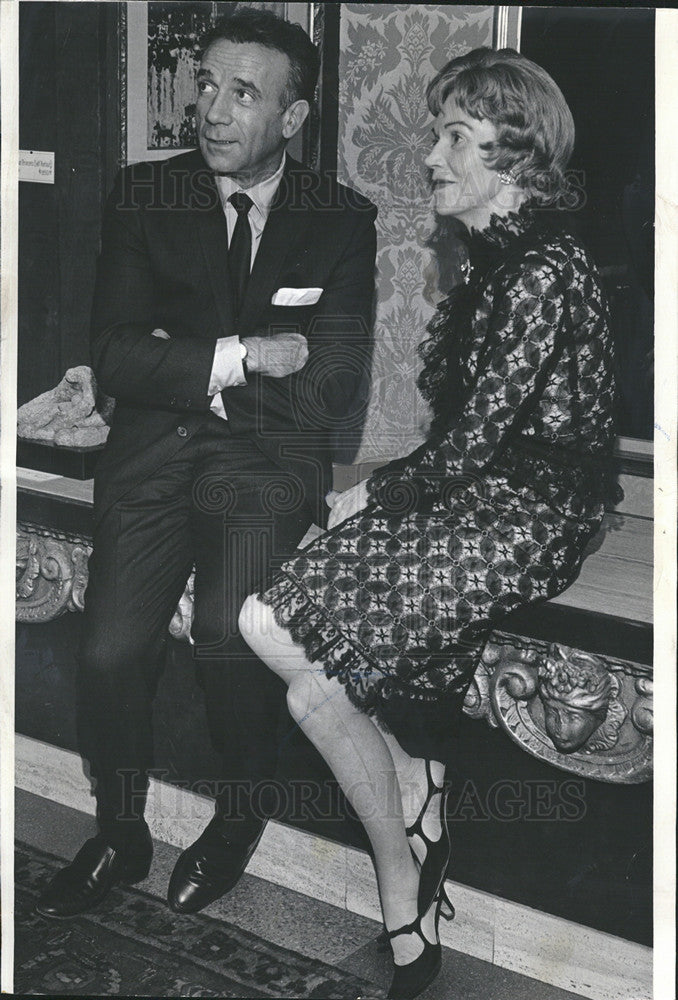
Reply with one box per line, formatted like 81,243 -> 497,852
168,817 -> 265,914
35,831 -> 153,919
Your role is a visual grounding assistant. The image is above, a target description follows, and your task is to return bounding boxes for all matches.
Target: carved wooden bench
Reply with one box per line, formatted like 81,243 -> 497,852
17,453 -> 652,785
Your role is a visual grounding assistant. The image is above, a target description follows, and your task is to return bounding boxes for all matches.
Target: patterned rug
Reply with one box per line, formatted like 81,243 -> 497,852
15,842 -> 384,998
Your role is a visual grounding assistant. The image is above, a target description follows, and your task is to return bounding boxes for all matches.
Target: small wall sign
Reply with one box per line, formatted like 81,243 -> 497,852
19,150 -> 55,184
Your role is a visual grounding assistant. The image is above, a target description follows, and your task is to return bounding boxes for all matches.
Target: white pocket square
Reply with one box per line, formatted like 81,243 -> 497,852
271,287 -> 323,306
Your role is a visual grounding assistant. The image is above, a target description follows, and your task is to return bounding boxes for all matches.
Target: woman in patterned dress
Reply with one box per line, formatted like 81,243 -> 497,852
240,47 -> 619,999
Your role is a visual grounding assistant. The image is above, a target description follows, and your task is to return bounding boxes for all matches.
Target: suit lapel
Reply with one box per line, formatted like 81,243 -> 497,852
237,160 -> 313,335
185,154 -> 314,338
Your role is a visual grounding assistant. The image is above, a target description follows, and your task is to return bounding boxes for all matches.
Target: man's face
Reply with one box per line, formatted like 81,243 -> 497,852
196,40 -> 291,185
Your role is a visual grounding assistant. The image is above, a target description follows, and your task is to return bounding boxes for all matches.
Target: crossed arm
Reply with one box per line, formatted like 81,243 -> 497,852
90,208 -> 310,408
91,169 -> 376,422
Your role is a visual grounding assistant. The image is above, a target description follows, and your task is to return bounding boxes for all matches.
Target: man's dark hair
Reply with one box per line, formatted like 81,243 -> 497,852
200,8 -> 319,107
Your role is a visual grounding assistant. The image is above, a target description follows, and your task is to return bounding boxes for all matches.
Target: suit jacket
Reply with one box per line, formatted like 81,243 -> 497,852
90,150 -> 377,526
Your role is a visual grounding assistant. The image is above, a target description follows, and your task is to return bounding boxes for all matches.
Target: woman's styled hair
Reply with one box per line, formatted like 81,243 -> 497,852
200,8 -> 319,107
427,47 -> 575,205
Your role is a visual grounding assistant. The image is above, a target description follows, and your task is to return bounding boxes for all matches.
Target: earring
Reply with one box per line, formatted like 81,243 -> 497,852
497,169 -> 516,185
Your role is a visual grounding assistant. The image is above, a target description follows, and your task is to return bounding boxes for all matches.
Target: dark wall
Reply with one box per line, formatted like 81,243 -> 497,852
18,2 -> 120,406
521,7 -> 655,439
522,7 -> 654,271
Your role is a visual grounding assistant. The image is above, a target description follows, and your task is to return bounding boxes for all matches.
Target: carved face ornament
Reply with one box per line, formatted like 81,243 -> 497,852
540,697 -> 603,753
537,646 -> 614,753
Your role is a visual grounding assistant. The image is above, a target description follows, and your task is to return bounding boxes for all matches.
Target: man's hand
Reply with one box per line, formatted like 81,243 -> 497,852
241,333 -> 308,378
326,479 -> 370,529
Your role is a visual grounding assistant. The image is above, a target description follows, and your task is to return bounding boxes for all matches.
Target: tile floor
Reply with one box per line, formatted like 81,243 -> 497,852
15,788 -> 587,999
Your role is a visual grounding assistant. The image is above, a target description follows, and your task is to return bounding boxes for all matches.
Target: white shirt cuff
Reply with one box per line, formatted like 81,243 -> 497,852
209,336 -> 246,420
208,336 -> 246,394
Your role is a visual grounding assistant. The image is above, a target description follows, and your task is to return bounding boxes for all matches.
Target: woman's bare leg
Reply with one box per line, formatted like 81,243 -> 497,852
376,726 -> 445,865
239,594 -> 438,963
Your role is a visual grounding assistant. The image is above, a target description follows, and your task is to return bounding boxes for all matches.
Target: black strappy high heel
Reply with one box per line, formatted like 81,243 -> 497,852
385,894 -> 443,1000
406,760 -> 452,915
375,761 -> 454,953
376,887 -> 453,951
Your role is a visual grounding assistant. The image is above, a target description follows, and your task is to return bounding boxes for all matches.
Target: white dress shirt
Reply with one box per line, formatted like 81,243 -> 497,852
208,153 -> 287,419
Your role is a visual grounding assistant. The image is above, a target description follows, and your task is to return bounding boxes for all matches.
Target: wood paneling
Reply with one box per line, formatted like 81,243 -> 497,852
19,2 -> 114,405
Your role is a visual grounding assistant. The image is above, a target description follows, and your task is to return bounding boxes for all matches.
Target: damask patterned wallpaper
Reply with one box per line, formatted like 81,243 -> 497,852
337,4 -> 494,463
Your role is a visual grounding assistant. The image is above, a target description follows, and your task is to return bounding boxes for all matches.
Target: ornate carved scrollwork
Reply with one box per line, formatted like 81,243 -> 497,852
464,632 -> 653,783
16,523 -> 653,783
16,523 -> 93,623
16,522 -> 197,638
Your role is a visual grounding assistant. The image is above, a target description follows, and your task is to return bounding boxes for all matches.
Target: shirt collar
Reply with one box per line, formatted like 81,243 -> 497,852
215,152 -> 286,223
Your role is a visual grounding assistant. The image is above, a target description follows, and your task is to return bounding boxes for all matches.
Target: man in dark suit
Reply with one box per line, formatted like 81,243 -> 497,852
36,9 -> 376,918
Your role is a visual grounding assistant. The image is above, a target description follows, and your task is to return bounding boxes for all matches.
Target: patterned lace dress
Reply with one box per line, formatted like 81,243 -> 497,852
260,207 -> 620,759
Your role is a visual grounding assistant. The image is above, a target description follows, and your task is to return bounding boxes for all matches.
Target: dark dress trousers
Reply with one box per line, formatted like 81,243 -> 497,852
79,150 -> 377,847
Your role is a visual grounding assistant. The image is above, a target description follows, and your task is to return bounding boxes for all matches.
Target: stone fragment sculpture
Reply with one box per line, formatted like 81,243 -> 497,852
17,366 -> 113,447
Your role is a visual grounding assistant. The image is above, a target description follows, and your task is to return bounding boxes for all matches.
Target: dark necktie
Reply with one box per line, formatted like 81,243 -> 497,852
228,192 -> 254,318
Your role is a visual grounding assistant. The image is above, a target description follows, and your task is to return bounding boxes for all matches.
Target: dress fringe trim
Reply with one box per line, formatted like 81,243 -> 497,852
259,574 -> 406,731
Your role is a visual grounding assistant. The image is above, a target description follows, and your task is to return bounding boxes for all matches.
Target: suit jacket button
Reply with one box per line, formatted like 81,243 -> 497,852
184,399 -> 192,407
170,395 -> 177,406
177,426 -> 188,437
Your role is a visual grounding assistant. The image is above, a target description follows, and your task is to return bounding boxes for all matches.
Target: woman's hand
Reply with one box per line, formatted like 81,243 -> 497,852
326,479 -> 370,529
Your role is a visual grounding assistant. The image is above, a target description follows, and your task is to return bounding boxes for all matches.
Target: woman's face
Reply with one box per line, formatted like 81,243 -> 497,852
425,96 -> 511,230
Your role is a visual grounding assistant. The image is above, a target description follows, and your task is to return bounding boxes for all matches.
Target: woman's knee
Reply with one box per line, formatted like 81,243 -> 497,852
286,672 -> 320,723
238,594 -> 270,652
